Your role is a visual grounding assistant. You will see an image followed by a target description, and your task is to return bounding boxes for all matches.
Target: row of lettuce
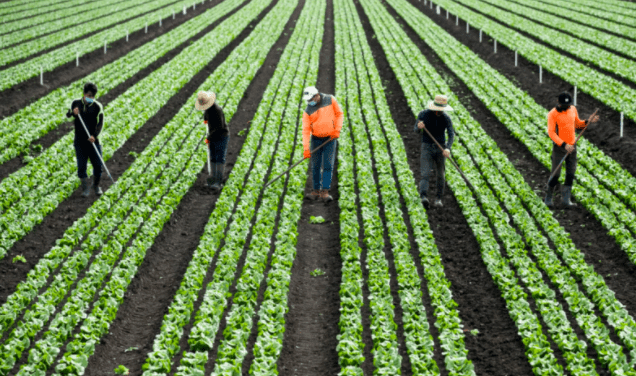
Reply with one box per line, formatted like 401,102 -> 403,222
0,0 -> 249,261
363,0 -> 636,373
335,0 -> 475,373
142,0 -> 322,374
409,0 -> 636,265
0,0 -> 297,373
0,0 -> 199,90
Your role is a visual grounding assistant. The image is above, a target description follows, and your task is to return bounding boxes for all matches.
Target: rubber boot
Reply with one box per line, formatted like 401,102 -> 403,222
420,193 -> 430,209
80,177 -> 90,197
544,185 -> 555,208
93,175 -> 103,196
216,163 -> 225,186
562,185 -> 577,208
210,163 -> 222,192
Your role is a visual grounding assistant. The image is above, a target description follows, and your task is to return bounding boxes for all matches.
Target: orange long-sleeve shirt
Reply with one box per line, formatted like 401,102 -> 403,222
547,106 -> 587,147
302,94 -> 344,152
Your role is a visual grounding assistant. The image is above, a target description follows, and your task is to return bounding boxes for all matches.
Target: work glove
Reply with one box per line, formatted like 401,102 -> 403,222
332,130 -> 340,139
205,138 -> 210,144
304,149 -> 311,159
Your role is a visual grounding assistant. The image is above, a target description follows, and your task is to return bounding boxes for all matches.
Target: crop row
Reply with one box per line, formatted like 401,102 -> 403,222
361,0 -> 590,373
0,0 -> 244,165
544,0 -> 636,28
0,0 -> 279,373
430,0 -> 636,124
0,0 -> 84,17
336,0 -> 476,373
139,1 -> 313,372
388,0 -> 636,363
0,0 -> 196,90
173,1 -> 315,374
480,0 -> 636,59
1,0 -> 136,47
506,0 -> 636,41
402,0 -> 636,264
0,0 -> 182,66
371,0 -> 636,373
0,0 -> 268,261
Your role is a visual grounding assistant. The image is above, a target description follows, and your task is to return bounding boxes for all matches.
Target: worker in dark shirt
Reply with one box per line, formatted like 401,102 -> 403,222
195,91 -> 229,192
414,95 -> 455,209
66,82 -> 104,197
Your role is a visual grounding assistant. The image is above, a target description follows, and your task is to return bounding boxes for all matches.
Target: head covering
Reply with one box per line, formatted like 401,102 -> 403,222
557,92 -> 572,106
195,91 -> 216,111
427,95 -> 454,112
302,86 -> 319,101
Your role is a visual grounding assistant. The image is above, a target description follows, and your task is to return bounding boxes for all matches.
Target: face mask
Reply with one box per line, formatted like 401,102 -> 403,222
84,96 -> 94,104
308,101 -> 317,106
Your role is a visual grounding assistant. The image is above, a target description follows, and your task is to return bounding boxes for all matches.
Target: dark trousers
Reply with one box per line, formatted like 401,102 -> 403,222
208,135 -> 229,163
311,135 -> 337,190
548,144 -> 577,187
75,142 -> 102,183
419,142 -> 445,198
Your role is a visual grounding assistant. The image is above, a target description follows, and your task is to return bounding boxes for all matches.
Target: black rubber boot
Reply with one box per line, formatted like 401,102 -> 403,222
80,177 -> 90,197
93,175 -> 103,196
562,185 -> 577,208
420,194 -> 430,209
544,185 -> 555,208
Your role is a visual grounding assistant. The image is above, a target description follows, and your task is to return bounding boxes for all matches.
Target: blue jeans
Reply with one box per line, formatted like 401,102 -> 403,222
311,136 -> 337,190
75,142 -> 102,182
419,142 -> 445,198
208,135 -> 229,163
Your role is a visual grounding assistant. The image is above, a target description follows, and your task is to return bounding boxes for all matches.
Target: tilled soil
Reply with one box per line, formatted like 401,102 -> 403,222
83,1 -> 305,374
409,0 -> 636,176
277,2 -> 343,374
0,0 -> 268,309
353,0 -> 537,374
0,0 -> 231,182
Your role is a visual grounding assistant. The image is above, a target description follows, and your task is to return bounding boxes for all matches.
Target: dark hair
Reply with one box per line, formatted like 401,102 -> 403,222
83,82 -> 98,96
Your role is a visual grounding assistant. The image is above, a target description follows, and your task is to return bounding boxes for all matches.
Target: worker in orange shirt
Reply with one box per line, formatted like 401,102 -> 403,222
545,92 -> 599,208
302,86 -> 344,202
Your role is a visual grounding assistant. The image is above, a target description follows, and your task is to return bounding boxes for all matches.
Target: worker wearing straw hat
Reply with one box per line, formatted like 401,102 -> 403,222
195,91 -> 229,192
302,86 -> 344,203
414,94 -> 455,209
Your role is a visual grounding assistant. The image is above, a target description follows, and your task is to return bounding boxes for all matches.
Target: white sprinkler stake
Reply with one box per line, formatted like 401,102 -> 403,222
126,30 -> 129,42
479,29 -> 482,42
76,52 -> 79,66
104,40 -> 107,54
620,112 -> 624,138
145,23 -> 148,33
436,5 -> 440,14
40,66 -> 43,85
515,50 -> 518,66
573,86 -> 577,106
183,5 -> 186,14
173,10 -> 176,19
466,22 -> 469,33
430,1 -> 433,9
159,16 -> 162,26
539,65 -> 542,83
193,2 -> 196,10
494,39 -> 497,53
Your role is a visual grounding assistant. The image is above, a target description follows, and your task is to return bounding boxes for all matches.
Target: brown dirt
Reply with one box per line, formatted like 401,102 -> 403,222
83,1 -> 305,375
276,1 -> 344,374
0,0 -> 248,303
0,0 -> 235,182
412,0 -> 636,176
353,0 -> 539,374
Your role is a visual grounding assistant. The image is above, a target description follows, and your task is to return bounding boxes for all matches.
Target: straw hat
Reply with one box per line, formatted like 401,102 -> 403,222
427,95 -> 454,112
195,91 -> 216,111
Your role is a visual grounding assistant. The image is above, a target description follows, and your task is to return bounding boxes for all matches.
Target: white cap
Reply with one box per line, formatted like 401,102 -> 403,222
302,86 -> 319,101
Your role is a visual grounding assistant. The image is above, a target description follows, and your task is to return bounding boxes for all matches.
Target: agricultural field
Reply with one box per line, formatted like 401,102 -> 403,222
0,0 -> 635,375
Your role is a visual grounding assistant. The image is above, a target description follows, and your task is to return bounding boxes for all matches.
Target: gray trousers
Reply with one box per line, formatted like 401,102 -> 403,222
549,144 -> 577,187
419,142 -> 445,198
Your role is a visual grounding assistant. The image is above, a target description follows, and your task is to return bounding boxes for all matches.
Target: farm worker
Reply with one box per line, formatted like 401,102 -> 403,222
545,92 -> 599,208
195,91 -> 229,192
302,86 -> 344,203
66,82 -> 104,197
414,94 -> 455,209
